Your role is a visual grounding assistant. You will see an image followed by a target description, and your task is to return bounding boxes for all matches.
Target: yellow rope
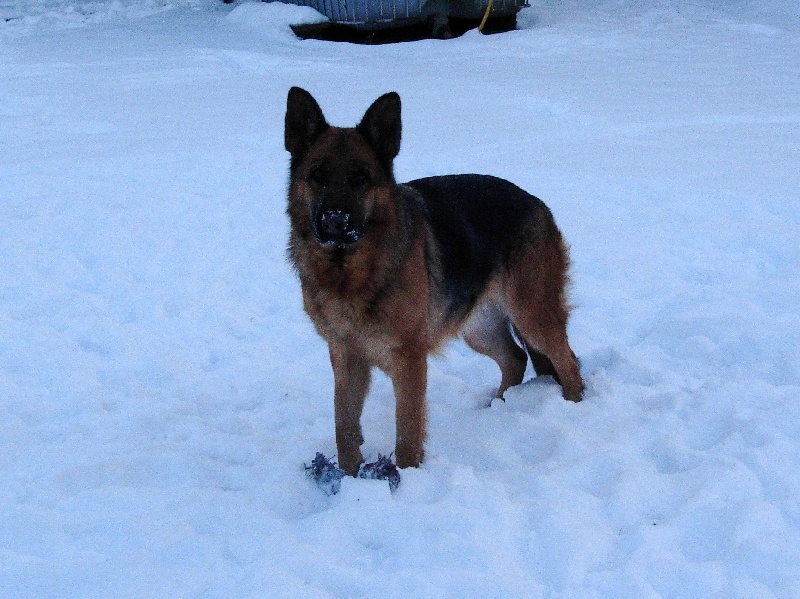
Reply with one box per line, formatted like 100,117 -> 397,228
478,0 -> 494,32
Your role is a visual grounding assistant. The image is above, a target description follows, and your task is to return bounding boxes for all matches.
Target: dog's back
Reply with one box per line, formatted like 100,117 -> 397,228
403,174 -> 560,322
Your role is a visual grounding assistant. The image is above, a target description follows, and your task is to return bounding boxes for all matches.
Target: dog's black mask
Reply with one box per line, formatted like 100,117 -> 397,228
312,205 -> 364,247
308,173 -> 368,248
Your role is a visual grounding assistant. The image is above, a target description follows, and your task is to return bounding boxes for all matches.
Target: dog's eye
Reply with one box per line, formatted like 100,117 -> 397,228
348,168 -> 371,189
309,166 -> 329,188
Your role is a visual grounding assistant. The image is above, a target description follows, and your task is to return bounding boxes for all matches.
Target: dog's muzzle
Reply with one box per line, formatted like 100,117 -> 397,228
314,209 -> 363,247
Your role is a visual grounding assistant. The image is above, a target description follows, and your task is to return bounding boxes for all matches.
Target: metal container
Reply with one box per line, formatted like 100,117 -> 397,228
278,0 -> 526,29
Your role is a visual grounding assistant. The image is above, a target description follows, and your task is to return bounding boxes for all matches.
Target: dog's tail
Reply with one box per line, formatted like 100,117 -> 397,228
511,324 -> 561,384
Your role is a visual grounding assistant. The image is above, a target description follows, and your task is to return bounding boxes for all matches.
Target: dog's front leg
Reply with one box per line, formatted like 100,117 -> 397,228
330,346 -> 371,476
390,347 -> 428,469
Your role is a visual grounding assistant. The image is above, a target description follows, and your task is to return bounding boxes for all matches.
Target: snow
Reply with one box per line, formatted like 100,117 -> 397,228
1,0 -> 799,597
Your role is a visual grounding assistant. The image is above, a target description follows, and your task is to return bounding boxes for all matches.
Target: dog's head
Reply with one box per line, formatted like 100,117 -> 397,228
285,87 -> 401,249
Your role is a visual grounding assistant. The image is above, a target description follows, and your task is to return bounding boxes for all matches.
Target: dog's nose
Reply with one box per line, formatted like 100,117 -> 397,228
320,210 -> 350,237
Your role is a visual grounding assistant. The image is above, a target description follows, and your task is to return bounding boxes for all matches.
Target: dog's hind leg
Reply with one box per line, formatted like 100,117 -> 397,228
506,306 -> 583,403
463,303 -> 528,398
504,240 -> 584,402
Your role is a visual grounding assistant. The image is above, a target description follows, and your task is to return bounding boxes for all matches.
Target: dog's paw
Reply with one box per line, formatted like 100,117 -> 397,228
395,443 -> 424,471
306,452 -> 402,495
305,452 -> 346,496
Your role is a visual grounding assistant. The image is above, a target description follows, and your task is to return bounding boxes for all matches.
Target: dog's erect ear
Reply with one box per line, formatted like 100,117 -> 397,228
285,87 -> 329,162
357,92 -> 401,166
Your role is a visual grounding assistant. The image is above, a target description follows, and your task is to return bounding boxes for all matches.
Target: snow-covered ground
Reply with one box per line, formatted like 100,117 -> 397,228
2,1 -> 799,597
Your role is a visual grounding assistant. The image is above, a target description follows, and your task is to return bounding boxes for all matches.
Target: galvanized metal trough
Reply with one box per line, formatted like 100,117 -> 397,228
277,0 -> 526,31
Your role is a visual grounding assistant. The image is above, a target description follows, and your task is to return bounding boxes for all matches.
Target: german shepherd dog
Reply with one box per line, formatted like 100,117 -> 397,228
285,87 -> 583,475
